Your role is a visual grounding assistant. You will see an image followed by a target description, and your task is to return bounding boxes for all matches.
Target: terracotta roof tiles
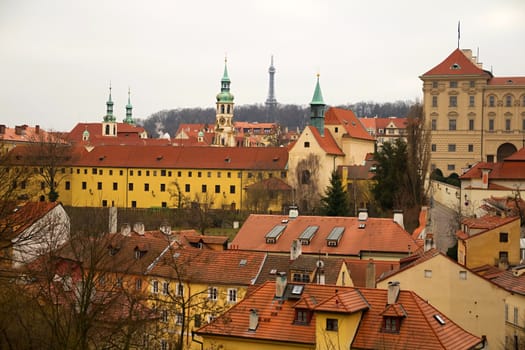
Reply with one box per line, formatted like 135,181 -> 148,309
421,48 -> 489,77
324,107 -> 375,141
232,214 -> 420,257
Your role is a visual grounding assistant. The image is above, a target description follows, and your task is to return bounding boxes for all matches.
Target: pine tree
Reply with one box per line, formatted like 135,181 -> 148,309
320,171 -> 349,216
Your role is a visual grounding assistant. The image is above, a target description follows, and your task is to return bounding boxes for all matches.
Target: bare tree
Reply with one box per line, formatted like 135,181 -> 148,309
292,154 -> 321,214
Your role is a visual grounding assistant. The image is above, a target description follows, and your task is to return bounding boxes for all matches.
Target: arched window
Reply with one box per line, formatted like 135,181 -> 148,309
489,96 -> 495,107
105,124 -> 110,135
221,105 -> 225,113
505,95 -> 512,107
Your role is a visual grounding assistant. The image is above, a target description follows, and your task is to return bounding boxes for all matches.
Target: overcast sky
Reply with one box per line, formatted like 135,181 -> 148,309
1,0 -> 524,132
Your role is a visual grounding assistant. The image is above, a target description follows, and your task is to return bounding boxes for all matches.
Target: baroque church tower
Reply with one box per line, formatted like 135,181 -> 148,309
310,74 -> 326,136
102,84 -> 117,136
214,58 -> 236,147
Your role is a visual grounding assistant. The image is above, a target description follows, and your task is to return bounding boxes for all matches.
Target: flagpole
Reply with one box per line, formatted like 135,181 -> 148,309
457,21 -> 461,49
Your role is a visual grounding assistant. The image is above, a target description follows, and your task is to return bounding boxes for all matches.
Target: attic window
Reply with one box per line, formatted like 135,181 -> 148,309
382,317 -> 401,333
134,248 -> 146,259
225,157 -> 231,163
156,156 -> 163,161
108,245 -> 120,256
99,156 -> 105,161
434,314 -> 446,325
291,285 -> 304,295
451,63 -> 461,70
273,157 -> 279,162
507,79 -> 513,84
358,223 -> 366,229
269,269 -> 277,275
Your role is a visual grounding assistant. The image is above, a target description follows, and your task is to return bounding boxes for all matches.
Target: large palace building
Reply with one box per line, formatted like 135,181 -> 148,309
420,48 -> 525,176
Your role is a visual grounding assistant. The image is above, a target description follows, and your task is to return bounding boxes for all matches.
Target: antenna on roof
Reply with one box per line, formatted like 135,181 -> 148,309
457,20 -> 461,49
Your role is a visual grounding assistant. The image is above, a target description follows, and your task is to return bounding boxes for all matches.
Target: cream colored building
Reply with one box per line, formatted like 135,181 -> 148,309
420,48 -> 525,176
378,250 -> 508,349
288,76 -> 375,212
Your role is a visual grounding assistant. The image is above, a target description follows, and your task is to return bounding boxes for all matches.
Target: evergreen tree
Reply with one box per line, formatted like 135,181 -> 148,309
320,171 -> 349,216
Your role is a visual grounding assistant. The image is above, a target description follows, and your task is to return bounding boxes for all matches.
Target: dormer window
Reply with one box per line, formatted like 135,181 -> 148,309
382,317 -> 401,333
108,245 -> 120,256
294,309 -> 312,325
134,247 -> 146,259
451,63 -> 461,70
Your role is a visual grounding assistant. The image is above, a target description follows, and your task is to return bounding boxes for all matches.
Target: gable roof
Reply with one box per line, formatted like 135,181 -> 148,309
352,288 -> 482,350
457,215 -> 519,240
197,281 -> 482,349
345,258 -> 399,287
306,125 -> 345,156
1,201 -> 63,240
421,48 -> 490,77
325,108 -> 375,141
147,249 -> 267,285
232,214 -> 421,257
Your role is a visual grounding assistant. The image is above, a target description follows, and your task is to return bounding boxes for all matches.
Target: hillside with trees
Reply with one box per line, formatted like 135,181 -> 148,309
137,100 -> 413,138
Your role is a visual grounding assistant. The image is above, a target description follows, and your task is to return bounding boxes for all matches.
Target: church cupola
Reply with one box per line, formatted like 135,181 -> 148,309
310,74 -> 326,136
124,88 -> 134,125
104,84 -> 116,123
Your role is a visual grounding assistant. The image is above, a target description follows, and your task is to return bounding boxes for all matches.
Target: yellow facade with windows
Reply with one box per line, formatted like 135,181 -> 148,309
421,48 -> 525,176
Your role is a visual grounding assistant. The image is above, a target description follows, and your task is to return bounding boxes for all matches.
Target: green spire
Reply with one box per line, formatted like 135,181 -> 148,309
311,74 -> 325,105
104,83 -> 116,122
216,57 -> 234,103
124,87 -> 134,124
310,74 -> 326,136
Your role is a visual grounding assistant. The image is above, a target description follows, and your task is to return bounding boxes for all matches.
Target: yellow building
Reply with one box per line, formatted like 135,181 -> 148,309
8,144 -> 289,211
195,279 -> 483,349
420,48 -> 525,176
457,215 -> 521,268
377,249 -> 508,348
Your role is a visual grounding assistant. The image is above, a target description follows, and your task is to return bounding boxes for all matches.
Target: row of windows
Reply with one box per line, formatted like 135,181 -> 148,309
504,304 -> 521,326
75,168 -> 280,179
431,118 -> 525,132
79,182 -> 238,195
208,287 -> 237,303
431,144 -> 474,153
431,80 -> 525,107
424,269 -> 468,280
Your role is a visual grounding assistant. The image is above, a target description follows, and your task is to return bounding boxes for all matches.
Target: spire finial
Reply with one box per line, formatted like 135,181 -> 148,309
128,87 -> 131,104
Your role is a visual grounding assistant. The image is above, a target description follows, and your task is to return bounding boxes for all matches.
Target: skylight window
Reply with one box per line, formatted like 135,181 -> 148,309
239,259 -> 247,266
265,224 -> 286,244
434,314 -> 446,325
298,226 -> 318,245
291,285 -> 304,295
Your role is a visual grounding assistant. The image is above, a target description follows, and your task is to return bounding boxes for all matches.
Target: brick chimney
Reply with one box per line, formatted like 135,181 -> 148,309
393,210 -> 404,229
0,125 -> 5,134
387,281 -> 400,305
35,125 -> 40,134
365,258 -> 376,288
275,272 -> 287,298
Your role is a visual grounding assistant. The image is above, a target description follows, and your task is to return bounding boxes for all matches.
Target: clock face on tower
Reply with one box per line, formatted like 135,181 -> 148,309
219,117 -> 226,126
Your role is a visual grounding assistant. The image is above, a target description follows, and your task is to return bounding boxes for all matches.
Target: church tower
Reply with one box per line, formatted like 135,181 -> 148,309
102,84 -> 117,136
265,55 -> 277,109
214,58 -> 236,147
310,74 -> 326,136
123,88 -> 135,125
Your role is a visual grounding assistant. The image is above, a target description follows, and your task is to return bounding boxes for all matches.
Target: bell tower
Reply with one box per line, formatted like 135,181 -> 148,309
214,58 -> 236,146
102,83 -> 117,136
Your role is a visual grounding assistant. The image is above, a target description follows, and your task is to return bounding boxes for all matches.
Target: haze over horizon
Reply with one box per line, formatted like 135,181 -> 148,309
1,0 -> 524,132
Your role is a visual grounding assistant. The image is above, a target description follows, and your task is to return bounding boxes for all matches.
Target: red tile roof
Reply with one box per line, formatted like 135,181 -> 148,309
325,108 -> 375,141
253,254 -> 345,285
488,77 -> 525,86
461,215 -> 518,232
0,125 -> 56,144
344,259 -> 399,287
197,281 -> 482,349
231,214 -> 421,257
148,248 -> 267,285
68,122 -> 146,141
421,48 -> 490,77
9,144 -> 289,170
479,267 -> 525,296
460,158 -> 525,181
1,201 -> 62,240
307,125 -> 345,156
352,288 -> 482,350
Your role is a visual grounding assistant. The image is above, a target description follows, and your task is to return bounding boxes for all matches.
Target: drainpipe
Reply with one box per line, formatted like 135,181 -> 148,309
191,331 -> 204,350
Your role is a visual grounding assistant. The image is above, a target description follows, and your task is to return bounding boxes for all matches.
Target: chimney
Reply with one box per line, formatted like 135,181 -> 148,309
358,209 -> 368,221
35,125 -> 40,134
365,258 -> 376,288
133,222 -> 145,235
387,281 -> 400,305
289,205 -> 298,219
393,210 -> 404,229
275,272 -> 287,298
290,239 -> 302,260
160,223 -> 171,235
0,125 -> 5,134
121,223 -> 131,236
248,309 -> 259,331
15,125 -> 23,135
108,207 -> 117,233
481,168 -> 491,189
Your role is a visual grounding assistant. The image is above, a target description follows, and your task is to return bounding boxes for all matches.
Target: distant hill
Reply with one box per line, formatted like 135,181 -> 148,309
137,100 -> 413,138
